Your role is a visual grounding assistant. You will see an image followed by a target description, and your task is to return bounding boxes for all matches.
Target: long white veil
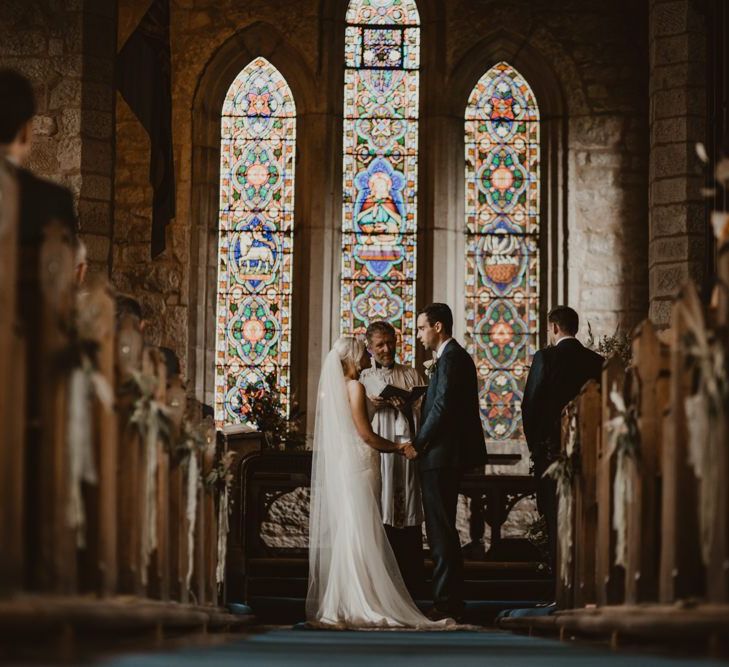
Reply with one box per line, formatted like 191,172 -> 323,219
306,347 -> 445,628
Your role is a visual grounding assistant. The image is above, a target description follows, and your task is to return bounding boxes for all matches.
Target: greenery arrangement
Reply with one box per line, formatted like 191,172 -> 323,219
525,514 -> 549,566
586,322 -> 632,365
126,370 -> 172,448
240,371 -> 307,451
173,416 -> 209,468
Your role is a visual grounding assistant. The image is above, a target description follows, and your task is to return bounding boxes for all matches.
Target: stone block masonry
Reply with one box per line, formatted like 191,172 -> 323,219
649,0 -> 709,325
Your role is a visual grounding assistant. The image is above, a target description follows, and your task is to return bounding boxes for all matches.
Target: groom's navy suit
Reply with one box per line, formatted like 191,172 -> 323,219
413,339 -> 487,615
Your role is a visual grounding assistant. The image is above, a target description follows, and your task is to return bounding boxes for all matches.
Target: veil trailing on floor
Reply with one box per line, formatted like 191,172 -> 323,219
306,347 -> 451,629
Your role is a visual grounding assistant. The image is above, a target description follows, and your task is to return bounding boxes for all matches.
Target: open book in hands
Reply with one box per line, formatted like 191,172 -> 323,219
360,373 -> 427,405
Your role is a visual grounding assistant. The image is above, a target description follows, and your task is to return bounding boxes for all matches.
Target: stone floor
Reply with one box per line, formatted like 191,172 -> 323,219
101,627 -> 727,667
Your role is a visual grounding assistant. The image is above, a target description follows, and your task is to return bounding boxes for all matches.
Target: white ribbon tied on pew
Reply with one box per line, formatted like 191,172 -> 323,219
141,410 -> 159,586
66,361 -> 113,548
216,483 -> 230,585
130,371 -> 171,586
606,388 -> 637,570
680,291 -> 728,566
185,451 -> 199,594
544,407 -> 577,585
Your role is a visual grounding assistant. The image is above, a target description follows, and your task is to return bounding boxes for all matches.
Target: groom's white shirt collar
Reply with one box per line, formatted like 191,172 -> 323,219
556,335 -> 576,346
436,337 -> 453,359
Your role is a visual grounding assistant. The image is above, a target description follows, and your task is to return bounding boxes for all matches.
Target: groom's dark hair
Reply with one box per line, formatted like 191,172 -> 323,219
548,305 -> 579,335
419,303 -> 453,335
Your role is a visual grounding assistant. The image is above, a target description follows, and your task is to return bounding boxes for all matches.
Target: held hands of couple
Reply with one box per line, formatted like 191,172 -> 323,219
397,442 -> 418,460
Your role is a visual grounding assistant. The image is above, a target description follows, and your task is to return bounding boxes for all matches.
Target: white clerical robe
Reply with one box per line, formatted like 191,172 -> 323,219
360,364 -> 425,529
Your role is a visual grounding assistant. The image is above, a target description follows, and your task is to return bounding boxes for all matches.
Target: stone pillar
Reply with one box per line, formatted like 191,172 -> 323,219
78,0 -> 117,276
649,0 -> 708,325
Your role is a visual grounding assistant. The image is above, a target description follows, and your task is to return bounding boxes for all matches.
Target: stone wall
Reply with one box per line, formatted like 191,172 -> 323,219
648,0 -> 709,325
0,0 -> 116,276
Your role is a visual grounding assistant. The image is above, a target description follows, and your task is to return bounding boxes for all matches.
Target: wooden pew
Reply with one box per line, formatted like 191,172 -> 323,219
115,312 -> 144,595
78,280 -> 118,595
202,423 -> 219,606
191,418 -> 219,606
555,401 -> 577,609
670,283 -> 728,604
624,320 -> 669,603
0,160 -> 23,596
659,286 -> 704,602
709,227 -> 729,603
145,347 -> 169,600
596,354 -> 626,605
193,447 -> 206,605
710,239 -> 729,603
573,380 -> 601,608
166,376 -> 189,603
31,223 -> 77,593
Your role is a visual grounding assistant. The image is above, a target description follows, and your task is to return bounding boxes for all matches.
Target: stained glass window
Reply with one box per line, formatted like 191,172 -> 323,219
340,0 -> 420,364
464,62 -> 540,447
215,57 -> 296,425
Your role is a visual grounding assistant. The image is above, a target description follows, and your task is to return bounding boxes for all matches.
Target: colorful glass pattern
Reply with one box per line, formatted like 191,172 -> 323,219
341,0 -> 420,364
215,57 -> 296,425
464,62 -> 540,445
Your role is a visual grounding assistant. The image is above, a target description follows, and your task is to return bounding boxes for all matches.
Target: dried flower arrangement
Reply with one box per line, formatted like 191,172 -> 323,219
240,370 -> 307,451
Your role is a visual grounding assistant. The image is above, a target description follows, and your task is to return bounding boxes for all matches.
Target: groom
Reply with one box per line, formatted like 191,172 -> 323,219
404,303 -> 487,621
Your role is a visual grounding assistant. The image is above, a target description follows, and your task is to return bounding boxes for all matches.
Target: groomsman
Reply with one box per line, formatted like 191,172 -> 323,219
0,69 -> 77,245
0,68 -> 78,590
360,320 -> 425,596
522,305 -> 604,575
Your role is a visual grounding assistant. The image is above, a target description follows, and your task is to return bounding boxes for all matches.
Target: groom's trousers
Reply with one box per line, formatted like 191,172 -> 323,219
420,467 -> 464,614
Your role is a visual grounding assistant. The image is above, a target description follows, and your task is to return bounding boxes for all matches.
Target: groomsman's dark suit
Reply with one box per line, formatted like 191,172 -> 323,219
521,337 -> 603,570
413,339 -> 487,616
6,160 -> 78,246
4,159 -> 77,591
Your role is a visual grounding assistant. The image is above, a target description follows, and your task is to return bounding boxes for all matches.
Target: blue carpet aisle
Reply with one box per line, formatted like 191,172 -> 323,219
102,628 -> 726,667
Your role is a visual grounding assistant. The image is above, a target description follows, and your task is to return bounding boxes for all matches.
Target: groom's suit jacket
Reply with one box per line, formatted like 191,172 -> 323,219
412,339 -> 488,471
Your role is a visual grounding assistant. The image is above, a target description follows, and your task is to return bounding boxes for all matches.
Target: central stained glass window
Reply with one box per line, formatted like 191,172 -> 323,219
464,62 -> 540,447
215,57 -> 296,425
340,0 -> 420,364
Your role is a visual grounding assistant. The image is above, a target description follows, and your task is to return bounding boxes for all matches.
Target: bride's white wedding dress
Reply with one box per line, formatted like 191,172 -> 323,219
306,349 -> 454,629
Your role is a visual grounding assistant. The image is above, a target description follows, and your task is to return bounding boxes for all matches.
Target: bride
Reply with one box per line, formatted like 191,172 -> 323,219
306,335 -> 454,629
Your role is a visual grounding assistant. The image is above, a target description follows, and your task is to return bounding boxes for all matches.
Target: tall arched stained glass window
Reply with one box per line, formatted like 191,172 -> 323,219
464,62 -> 539,448
215,57 -> 296,425
341,0 -> 420,364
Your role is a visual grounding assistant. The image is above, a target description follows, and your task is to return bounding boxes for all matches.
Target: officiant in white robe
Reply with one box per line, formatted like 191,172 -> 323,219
360,321 -> 425,595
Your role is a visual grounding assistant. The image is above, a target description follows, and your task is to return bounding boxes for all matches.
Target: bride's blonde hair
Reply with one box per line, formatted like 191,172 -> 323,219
332,335 -> 366,373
